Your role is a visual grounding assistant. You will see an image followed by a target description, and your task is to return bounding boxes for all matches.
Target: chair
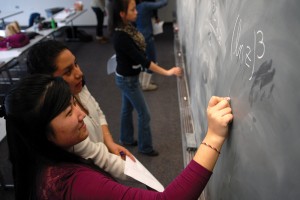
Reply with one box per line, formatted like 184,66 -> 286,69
0,137 -> 14,190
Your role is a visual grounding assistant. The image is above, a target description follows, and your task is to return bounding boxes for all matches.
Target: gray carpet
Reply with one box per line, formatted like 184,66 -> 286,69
0,24 -> 183,198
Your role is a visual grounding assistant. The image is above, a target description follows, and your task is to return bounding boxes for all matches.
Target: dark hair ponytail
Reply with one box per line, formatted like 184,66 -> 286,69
113,0 -> 131,29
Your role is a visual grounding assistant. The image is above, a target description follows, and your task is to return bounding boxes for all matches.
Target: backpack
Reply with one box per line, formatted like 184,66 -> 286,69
0,33 -> 30,49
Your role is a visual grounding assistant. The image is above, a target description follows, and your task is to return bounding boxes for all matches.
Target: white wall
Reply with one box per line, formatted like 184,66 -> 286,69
1,0 -> 176,27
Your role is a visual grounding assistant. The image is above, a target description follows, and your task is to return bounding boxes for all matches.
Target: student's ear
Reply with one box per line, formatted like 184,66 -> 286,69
47,133 -> 54,142
120,11 -> 126,19
46,127 -> 55,142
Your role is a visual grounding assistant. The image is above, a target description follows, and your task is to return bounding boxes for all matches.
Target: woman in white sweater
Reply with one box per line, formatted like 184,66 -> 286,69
26,40 -> 134,180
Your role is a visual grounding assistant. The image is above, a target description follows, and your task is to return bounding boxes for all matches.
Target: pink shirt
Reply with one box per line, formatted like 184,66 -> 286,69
37,160 -> 212,200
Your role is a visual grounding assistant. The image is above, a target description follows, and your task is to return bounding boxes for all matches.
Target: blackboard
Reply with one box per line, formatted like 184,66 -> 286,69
176,0 -> 300,199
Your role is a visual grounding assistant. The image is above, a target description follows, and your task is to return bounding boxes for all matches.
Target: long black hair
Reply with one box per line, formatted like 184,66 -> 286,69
26,39 -> 86,87
4,74 -> 106,199
113,0 -> 131,29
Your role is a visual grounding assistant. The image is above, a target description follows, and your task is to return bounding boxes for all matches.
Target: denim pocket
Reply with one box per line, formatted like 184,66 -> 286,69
116,75 -> 139,91
125,76 -> 139,90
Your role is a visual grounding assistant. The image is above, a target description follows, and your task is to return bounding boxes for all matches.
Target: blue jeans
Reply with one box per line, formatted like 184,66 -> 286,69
115,74 -> 154,153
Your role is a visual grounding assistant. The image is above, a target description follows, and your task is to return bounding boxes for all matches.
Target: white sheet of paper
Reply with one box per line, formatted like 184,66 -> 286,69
54,10 -> 76,22
107,54 -> 117,75
124,156 -> 164,192
152,20 -> 164,35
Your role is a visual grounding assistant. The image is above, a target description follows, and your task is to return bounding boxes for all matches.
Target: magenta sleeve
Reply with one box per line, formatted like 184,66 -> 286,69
70,160 -> 212,200
162,159 -> 212,200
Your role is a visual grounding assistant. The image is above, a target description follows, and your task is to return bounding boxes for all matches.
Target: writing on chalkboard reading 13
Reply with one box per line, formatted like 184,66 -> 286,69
231,15 -> 265,80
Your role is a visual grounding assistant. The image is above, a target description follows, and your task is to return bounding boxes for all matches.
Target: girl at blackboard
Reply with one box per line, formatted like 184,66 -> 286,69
112,0 -> 182,156
2,73 -> 233,199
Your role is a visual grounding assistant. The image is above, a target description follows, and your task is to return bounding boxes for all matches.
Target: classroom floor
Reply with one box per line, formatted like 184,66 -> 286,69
0,24 -> 184,199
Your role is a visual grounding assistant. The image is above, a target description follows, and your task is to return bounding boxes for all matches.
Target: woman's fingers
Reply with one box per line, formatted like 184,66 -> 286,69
207,96 -> 233,129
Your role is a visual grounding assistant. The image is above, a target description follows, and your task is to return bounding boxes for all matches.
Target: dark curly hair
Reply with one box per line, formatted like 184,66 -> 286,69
27,40 -> 69,75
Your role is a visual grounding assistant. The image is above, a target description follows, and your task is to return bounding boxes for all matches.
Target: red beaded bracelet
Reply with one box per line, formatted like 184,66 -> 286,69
201,142 -> 221,154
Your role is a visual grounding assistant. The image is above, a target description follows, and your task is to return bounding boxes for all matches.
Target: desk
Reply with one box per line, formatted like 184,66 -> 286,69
0,28 -> 58,96
54,9 -> 87,41
54,9 -> 87,27
0,10 -> 23,29
0,8 -> 87,98
0,9 -> 87,84
0,28 -> 57,61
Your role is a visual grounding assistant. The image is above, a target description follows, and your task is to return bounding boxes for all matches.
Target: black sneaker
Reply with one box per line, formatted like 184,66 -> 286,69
120,140 -> 138,146
139,150 -> 159,157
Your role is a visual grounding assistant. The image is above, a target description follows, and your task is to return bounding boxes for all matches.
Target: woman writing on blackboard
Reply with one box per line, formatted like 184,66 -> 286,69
2,73 -> 233,199
112,0 -> 182,156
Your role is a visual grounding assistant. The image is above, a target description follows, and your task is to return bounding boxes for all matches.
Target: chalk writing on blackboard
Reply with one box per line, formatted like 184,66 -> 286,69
208,0 -> 222,47
231,15 -> 266,80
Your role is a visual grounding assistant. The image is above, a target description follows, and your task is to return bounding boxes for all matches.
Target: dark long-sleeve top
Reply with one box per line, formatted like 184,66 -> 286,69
113,30 -> 151,76
37,159 -> 212,199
